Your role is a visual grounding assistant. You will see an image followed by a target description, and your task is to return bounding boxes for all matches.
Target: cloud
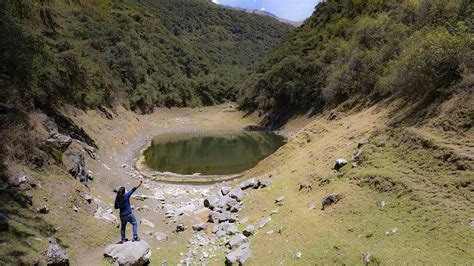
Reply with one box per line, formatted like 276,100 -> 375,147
212,0 -> 219,3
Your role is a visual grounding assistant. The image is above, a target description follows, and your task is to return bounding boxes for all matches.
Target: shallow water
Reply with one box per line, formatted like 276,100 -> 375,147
143,131 -> 285,175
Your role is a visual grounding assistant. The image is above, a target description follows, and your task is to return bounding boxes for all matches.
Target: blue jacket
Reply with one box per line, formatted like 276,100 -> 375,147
119,187 -> 136,217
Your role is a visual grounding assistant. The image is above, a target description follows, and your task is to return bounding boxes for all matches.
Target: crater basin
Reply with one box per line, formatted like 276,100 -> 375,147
141,131 -> 285,178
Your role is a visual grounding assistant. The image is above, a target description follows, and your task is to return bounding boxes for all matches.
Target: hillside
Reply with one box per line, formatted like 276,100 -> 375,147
240,0 -> 473,128
0,0 -> 292,112
220,5 -> 303,26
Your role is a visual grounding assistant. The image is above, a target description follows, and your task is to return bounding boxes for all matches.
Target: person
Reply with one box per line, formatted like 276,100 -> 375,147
114,180 -> 142,243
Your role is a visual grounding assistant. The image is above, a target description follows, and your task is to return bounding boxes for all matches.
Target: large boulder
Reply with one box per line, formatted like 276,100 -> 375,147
228,187 -> 244,202
0,212 -> 9,231
46,237 -> 69,265
226,243 -> 251,265
104,240 -> 151,266
47,133 -> 72,152
203,194 -> 220,210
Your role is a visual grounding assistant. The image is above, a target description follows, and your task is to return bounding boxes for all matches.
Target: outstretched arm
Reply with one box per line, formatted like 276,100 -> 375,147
125,181 -> 142,198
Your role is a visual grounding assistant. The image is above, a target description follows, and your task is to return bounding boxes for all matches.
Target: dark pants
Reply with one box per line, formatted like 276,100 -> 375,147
120,213 -> 138,240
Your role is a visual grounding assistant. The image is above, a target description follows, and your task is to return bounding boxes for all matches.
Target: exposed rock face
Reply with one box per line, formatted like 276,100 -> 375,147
334,158 -> 348,171
104,240 -> 151,266
225,243 -> 251,265
47,133 -> 72,151
46,237 -> 69,266
63,150 -> 91,187
321,193 -> 340,210
0,212 -> 9,231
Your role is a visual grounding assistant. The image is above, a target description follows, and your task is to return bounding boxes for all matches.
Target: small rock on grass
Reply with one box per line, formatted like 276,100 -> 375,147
334,158 -> 348,171
243,224 -> 255,237
321,193 -> 340,210
292,251 -> 302,259
192,222 -> 208,232
46,237 -> 69,266
155,232 -> 168,241
258,216 -> 271,228
140,219 -> 155,228
275,196 -> 284,205
37,205 -> 49,214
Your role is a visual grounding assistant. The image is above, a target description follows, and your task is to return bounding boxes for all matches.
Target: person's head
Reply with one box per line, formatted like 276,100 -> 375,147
114,186 -> 126,209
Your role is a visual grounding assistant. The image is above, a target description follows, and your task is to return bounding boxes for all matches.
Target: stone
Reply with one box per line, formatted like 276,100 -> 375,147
255,178 -> 271,189
84,194 -> 93,204
258,216 -> 271,228
133,195 -> 147,201
321,193 -> 340,210
94,206 -> 118,224
46,237 -> 69,265
0,212 -> 9,231
140,219 -> 155,228
243,224 -> 255,237
37,205 -> 49,214
469,221 -> 474,228
104,240 -> 151,266
239,179 -> 256,190
362,252 -> 371,264
275,196 -> 285,206
357,140 -> 370,148
225,243 -> 251,264
192,222 -> 208,232
226,234 -> 248,249
308,203 -> 316,210
334,158 -> 348,171
175,223 -> 186,233
292,251 -> 302,259
83,145 -> 96,159
203,194 -> 220,210
16,175 -> 28,186
47,133 -> 72,151
377,140 -> 386,147
221,186 -> 231,196
228,187 -> 244,202
155,232 -> 168,242
266,230 -> 274,235
141,205 -> 150,211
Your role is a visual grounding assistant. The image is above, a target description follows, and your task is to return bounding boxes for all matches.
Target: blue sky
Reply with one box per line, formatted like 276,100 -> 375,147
212,0 -> 320,21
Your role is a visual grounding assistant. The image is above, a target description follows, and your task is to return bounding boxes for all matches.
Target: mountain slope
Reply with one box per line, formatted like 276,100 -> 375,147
0,0 -> 292,112
240,0 -> 473,127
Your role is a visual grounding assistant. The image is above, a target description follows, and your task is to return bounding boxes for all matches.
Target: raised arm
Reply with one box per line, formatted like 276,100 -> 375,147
124,180 -> 142,199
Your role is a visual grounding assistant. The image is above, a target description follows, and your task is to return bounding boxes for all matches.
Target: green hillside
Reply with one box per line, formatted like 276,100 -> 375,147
0,0 -> 292,113
240,0 -> 473,127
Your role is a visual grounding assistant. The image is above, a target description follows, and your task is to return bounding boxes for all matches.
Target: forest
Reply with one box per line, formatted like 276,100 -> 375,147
0,0 -> 292,113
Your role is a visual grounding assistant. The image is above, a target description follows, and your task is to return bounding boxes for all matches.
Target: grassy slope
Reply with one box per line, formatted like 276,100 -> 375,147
237,96 -> 473,264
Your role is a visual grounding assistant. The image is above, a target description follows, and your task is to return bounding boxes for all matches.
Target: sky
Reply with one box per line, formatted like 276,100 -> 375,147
212,0 -> 320,21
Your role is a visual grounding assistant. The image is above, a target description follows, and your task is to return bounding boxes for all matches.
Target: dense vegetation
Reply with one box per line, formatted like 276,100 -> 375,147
0,0 -> 292,112
240,0 -> 473,125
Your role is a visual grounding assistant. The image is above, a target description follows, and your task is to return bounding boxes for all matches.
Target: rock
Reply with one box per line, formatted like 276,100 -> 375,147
292,251 -> 302,259
321,193 -> 340,210
334,158 -> 348,171
104,240 -> 151,266
83,145 -> 96,159
258,216 -> 271,228
46,237 -> 69,265
239,179 -> 256,190
308,203 -> 316,210
84,194 -> 93,204
226,243 -> 251,265
226,234 -> 248,249
37,205 -> 49,214
266,230 -> 274,235
362,252 -> 371,264
228,187 -> 244,202
141,205 -> 150,211
47,133 -> 72,151
242,224 -> 255,237
73,206 -> 78,212
298,181 -> 313,191
357,140 -> 370,148
16,175 -> 28,186
175,223 -> 186,233
275,196 -> 285,206
469,220 -> 474,228
203,194 -> 220,210
208,210 -> 237,223
192,222 -> 208,232
64,150 -> 90,187
0,212 -> 9,231
140,219 -> 155,228
226,198 -> 240,212
133,195 -> 147,201
380,200 -> 385,210
352,148 -> 363,161
155,232 -> 168,242
377,140 -> 386,147
255,178 -> 271,189
221,186 -> 231,196
94,206 -> 118,224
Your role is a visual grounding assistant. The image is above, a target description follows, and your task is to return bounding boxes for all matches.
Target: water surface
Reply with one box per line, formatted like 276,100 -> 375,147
143,131 -> 285,175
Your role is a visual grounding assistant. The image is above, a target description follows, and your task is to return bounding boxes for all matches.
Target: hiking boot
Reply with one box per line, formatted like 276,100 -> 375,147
118,238 -> 128,244
132,237 -> 140,242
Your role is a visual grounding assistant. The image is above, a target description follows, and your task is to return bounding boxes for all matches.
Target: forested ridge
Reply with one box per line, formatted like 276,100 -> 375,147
0,0 -> 292,113
240,0 -> 473,126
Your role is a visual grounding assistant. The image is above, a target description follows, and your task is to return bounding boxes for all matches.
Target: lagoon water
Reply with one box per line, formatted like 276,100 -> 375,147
143,131 -> 285,175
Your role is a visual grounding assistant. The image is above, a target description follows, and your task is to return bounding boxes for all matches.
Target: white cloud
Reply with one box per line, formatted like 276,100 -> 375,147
212,0 -> 219,3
